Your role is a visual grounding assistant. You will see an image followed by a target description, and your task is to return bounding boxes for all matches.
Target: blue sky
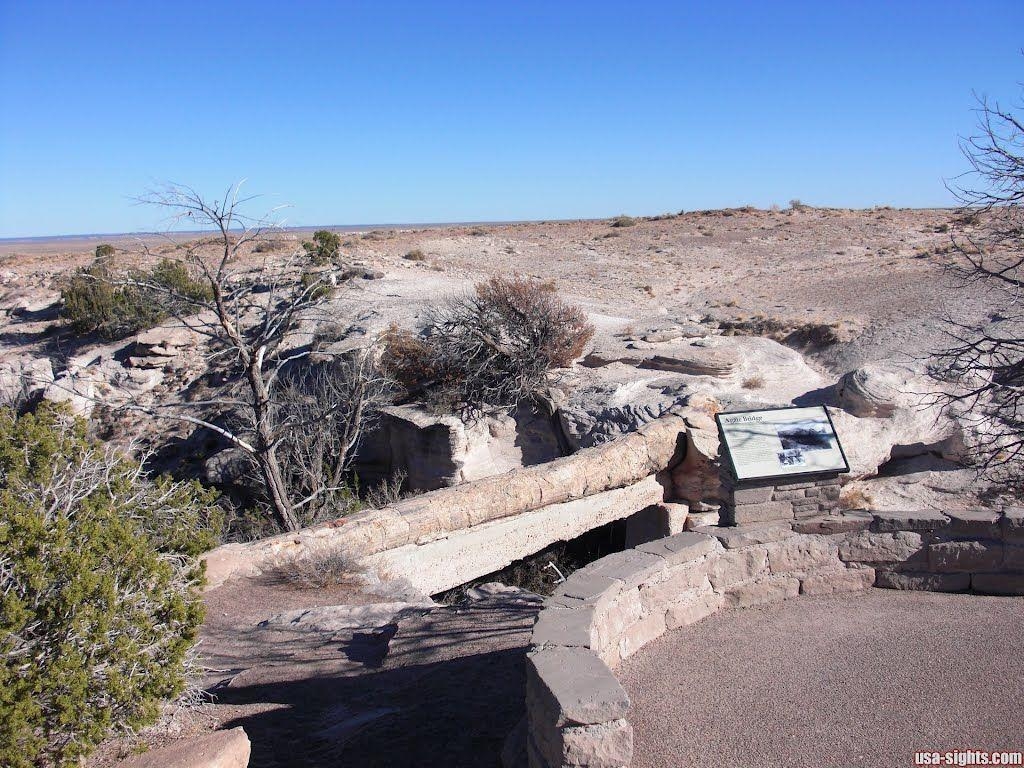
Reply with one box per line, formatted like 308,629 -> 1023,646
1,1 -> 1022,238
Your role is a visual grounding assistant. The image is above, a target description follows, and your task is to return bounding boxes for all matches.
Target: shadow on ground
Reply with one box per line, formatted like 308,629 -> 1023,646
204,599 -> 537,768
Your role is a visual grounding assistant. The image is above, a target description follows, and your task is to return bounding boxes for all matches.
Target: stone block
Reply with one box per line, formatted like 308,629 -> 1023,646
875,570 -> 971,592
728,500 -> 793,525
724,576 -> 799,608
772,489 -> 809,502
544,593 -> 585,610
623,505 -> 673,549
696,522 -> 793,549
839,531 -> 924,564
639,562 -> 710,613
792,512 -> 871,535
800,567 -> 875,595
1004,545 -> 1024,570
552,572 -> 623,612
813,476 -> 842,487
526,647 -> 630,727
559,719 -> 633,768
618,611 -> 667,659
663,502 -> 690,535
792,500 -> 825,518
972,572 -> 1024,596
532,606 -> 597,649
685,510 -> 720,530
767,535 -> 838,575
781,481 -> 817,490
707,547 -> 768,589
594,589 -> 642,651
732,485 -> 774,504
871,510 -> 950,533
819,485 -> 841,501
945,508 -> 1002,539
583,550 -> 666,590
665,589 -> 724,629
636,531 -> 718,566
928,540 -> 1003,573
1002,507 -> 1024,542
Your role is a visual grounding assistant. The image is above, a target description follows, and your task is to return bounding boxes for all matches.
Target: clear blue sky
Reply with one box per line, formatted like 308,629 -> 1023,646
1,1 -> 1022,238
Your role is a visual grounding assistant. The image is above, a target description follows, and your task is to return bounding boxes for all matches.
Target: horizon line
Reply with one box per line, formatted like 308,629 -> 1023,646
0,204 -> 958,244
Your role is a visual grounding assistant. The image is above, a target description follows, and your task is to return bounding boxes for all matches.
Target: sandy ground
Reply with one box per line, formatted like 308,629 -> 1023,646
1,207 -> 980,376
96,578 -> 540,768
620,590 -> 1024,768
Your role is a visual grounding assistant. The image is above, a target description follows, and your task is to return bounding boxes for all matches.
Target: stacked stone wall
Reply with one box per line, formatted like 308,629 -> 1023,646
521,507 -> 1024,768
720,472 -> 842,525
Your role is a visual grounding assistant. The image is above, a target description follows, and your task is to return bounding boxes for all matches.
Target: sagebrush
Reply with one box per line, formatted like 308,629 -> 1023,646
382,277 -> 594,417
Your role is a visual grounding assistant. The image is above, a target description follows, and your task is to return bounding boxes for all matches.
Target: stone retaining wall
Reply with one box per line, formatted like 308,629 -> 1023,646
720,473 -> 842,525
521,507 -> 1024,768
839,507 -> 1024,594
203,415 -> 689,589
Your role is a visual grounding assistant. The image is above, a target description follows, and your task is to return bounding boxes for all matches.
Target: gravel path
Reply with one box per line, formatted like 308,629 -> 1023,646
620,589 -> 1024,768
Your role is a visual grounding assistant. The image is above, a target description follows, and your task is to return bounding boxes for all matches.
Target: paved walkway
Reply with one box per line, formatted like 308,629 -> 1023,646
620,589 -> 1024,768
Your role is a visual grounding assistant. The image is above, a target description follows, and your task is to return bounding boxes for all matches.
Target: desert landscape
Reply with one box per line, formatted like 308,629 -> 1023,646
3,4 -> 1023,768
1,201 -> 1021,767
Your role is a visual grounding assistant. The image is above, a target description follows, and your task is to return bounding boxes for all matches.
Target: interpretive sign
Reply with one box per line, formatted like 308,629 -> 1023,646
716,405 -> 849,482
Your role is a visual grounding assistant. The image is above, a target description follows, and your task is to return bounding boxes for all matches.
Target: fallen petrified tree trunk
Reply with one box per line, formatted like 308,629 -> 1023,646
203,414 -> 688,588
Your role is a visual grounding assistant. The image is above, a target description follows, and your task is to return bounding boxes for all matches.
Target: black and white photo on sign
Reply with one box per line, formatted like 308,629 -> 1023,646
776,419 -> 834,452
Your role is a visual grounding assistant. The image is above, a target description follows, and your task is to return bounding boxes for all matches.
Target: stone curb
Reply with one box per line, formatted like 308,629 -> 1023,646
522,507 -> 1024,768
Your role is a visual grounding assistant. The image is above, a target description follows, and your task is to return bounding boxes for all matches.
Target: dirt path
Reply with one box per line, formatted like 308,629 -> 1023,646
620,589 -> 1024,768
193,580 -> 539,768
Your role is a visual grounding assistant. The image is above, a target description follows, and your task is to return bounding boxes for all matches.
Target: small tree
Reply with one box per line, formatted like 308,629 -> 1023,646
95,243 -> 115,260
383,277 -> 594,417
0,403 -> 219,768
63,183 -> 387,532
932,88 -> 1024,484
302,229 -> 341,265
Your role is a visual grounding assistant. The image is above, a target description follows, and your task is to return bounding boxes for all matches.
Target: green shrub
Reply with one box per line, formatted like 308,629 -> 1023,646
61,258 -> 211,340
609,215 -> 637,228
94,243 -> 115,260
147,258 -> 214,306
0,403 -> 220,767
404,249 -> 426,261
61,261 -> 160,338
302,229 -> 341,265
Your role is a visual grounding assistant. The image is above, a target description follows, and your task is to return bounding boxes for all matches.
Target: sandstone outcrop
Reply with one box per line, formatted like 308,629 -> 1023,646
835,362 -> 932,418
0,356 -> 53,403
356,404 -> 562,492
556,372 -> 687,450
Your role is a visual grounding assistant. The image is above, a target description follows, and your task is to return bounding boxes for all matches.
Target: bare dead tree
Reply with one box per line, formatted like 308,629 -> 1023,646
933,90 -> 1024,484
55,182 -> 389,531
268,351 -> 391,525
